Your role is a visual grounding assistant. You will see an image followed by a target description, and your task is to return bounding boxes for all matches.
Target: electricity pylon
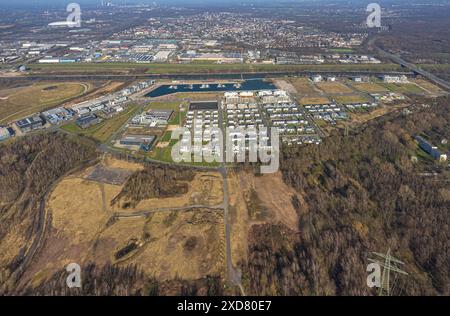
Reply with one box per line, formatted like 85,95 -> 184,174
368,248 -> 408,296
344,125 -> 349,137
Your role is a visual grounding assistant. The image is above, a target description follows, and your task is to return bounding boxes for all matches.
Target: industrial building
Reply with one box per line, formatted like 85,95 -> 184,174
178,51 -> 243,63
120,134 -> 156,151
0,127 -> 11,141
15,115 -> 45,133
415,136 -> 448,162
41,107 -> 74,124
76,114 -> 99,129
153,50 -> 173,62
131,109 -> 173,126
147,109 -> 173,123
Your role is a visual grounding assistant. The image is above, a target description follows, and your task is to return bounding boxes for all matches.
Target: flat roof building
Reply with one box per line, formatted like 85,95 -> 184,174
76,114 -> 99,129
0,127 -> 11,141
416,136 -> 448,162
16,115 -> 45,133
120,134 -> 156,152
41,107 -> 74,124
147,109 -> 173,122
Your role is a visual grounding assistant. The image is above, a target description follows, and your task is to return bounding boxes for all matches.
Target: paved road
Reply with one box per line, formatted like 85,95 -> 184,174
217,101 -> 245,295
219,165 -> 244,295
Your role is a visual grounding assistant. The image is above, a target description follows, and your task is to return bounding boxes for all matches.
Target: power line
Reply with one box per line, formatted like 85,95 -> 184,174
368,248 -> 408,296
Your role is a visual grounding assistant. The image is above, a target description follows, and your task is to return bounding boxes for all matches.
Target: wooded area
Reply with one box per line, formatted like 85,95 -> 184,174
111,163 -> 195,208
0,133 -> 98,293
245,96 -> 449,295
1,95 -> 448,295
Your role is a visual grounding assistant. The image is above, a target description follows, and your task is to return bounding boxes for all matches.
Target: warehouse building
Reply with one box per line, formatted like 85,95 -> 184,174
76,114 -> 99,129
416,136 -> 448,162
147,109 -> 173,123
0,127 -> 11,141
41,107 -> 74,124
120,134 -> 156,152
179,51 -> 243,63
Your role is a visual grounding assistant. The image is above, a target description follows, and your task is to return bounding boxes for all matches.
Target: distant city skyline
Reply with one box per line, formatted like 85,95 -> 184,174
1,0 -> 447,8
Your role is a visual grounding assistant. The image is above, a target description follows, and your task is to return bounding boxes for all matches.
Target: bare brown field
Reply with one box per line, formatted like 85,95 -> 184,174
64,81 -> 126,107
103,156 -> 144,171
166,124 -> 180,131
316,82 -> 353,94
274,79 -> 297,94
156,141 -> 170,148
287,77 -> 317,95
0,220 -> 28,272
20,159 -> 226,286
352,82 -> 389,93
226,170 -> 299,271
20,173 -> 122,285
415,79 -> 444,93
227,170 -> 251,269
0,82 -> 91,124
97,209 -> 226,280
345,103 -> 408,126
300,96 -> 331,105
130,173 -> 224,211
251,172 -> 299,230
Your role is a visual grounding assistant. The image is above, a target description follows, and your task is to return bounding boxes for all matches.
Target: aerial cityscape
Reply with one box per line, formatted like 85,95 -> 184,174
0,0 -> 449,302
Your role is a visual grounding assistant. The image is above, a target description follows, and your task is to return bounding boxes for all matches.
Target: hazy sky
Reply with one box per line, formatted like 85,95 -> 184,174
0,0 -> 445,8
0,0 -> 281,9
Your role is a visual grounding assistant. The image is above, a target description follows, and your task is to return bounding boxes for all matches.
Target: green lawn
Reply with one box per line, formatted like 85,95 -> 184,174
60,104 -> 139,143
145,101 -> 182,110
149,137 -> 220,167
60,122 -> 82,134
28,62 -> 403,75
381,83 -> 426,94
168,110 -> 187,126
328,48 -> 355,53
420,64 -> 450,71
151,139 -> 177,162
160,131 -> 172,142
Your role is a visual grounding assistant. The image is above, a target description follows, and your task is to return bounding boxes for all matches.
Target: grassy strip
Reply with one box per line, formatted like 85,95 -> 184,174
28,62 -> 404,74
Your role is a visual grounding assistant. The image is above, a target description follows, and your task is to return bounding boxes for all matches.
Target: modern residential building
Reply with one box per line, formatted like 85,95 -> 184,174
382,75 -> 409,84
